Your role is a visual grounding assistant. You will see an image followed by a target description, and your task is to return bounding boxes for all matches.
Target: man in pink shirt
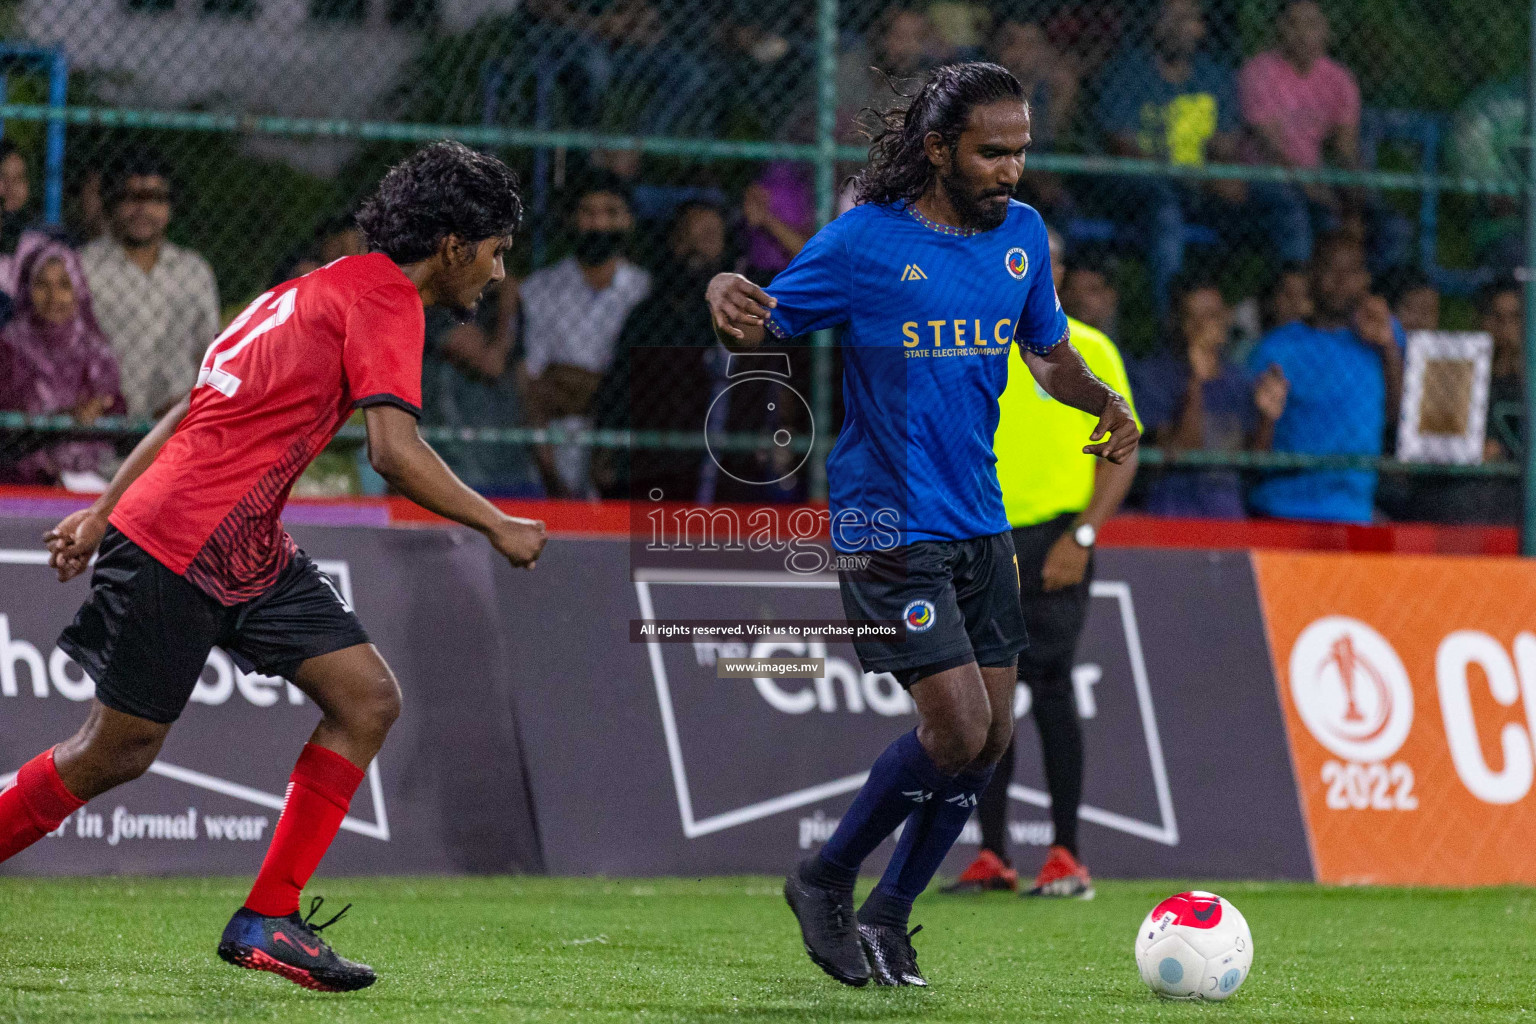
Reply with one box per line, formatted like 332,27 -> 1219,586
1238,0 -> 1362,265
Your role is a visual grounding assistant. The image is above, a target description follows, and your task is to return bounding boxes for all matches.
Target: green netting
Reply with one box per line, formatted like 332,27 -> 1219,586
0,0 -> 1529,523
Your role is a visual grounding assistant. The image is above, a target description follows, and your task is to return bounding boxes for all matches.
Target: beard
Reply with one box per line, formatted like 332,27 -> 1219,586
940,161 -> 1011,231
442,284 -> 488,323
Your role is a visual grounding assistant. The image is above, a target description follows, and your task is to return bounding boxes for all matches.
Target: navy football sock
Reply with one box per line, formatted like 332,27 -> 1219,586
813,730 -> 952,885
859,764 -> 995,929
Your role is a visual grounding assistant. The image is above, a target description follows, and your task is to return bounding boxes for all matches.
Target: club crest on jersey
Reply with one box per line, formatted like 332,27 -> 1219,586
903,599 -> 937,633
1005,247 -> 1028,280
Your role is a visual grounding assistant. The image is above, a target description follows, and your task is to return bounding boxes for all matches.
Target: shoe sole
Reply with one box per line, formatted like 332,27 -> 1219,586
217,941 -> 376,993
1026,883 -> 1096,900
782,881 -> 871,987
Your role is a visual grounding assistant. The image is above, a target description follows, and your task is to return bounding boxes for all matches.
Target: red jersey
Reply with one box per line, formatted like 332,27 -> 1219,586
111,253 -> 424,605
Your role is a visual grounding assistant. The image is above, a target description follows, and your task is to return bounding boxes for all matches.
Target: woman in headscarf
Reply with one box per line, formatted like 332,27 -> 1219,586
0,231 -> 124,485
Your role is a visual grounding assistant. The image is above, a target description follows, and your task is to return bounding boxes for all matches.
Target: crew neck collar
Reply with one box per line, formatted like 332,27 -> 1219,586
903,203 -> 987,238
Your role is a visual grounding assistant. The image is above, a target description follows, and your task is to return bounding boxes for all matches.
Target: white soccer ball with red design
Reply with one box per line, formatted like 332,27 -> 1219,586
1133,891 -> 1253,1001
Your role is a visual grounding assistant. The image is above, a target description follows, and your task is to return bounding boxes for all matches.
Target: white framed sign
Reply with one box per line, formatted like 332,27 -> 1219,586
1396,331 -> 1493,465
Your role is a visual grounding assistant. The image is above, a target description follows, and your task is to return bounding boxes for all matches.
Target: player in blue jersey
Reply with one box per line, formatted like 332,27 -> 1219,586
706,63 -> 1138,988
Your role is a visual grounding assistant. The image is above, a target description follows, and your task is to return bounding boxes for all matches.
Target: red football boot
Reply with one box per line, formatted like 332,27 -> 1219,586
941,849 -> 1019,893
1027,845 -> 1094,899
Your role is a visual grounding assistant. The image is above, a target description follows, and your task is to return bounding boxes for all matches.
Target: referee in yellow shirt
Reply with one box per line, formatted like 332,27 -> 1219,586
948,228 -> 1139,898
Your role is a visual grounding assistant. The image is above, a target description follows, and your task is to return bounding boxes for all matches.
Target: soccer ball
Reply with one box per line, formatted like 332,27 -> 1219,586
1133,891 -> 1252,1001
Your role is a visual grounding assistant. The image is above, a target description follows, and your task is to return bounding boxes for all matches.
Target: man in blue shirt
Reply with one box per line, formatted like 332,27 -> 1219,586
1096,0 -> 1245,315
1247,230 -> 1404,522
707,62 -> 1138,989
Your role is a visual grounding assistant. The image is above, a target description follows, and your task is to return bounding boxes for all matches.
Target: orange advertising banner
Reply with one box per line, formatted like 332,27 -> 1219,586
1253,551 -> 1536,885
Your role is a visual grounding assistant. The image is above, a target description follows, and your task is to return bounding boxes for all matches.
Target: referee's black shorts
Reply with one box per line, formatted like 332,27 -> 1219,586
58,527 -> 371,724
1012,513 -> 1095,698
839,531 -> 1029,688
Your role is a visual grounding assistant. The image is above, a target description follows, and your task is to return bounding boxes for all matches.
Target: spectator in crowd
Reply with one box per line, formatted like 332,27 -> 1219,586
67,168 -> 108,246
991,19 -> 1079,150
1381,266 -> 1440,333
593,200 -> 727,501
713,0 -> 808,129
1227,260 -> 1315,364
81,152 -> 219,419
1041,1 -> 1127,84
1246,231 -> 1404,523
586,146 -> 728,227
1450,77 -> 1524,273
0,233 -> 123,487
519,172 -> 651,498
315,215 -> 367,265
1404,278 -> 1523,524
989,18 -> 1080,217
1132,275 -> 1285,518
1096,0 -> 1244,315
836,6 -> 942,141
741,162 -> 812,282
270,213 -> 369,287
927,0 -> 989,56
1261,261 -> 1313,332
1480,277 -> 1524,464
418,281 -> 541,498
1238,0 -> 1362,267
0,141 -> 32,253
515,0 -> 710,135
1061,250 -> 1119,340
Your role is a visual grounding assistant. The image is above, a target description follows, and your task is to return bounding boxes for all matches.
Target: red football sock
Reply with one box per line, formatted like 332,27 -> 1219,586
0,748 -> 86,863
244,743 -> 364,918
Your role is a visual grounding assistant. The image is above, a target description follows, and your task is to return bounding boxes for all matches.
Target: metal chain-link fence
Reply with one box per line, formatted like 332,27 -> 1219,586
0,0 -> 1529,526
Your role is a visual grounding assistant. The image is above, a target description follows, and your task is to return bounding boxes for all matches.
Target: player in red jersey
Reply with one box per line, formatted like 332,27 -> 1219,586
0,141 -> 545,992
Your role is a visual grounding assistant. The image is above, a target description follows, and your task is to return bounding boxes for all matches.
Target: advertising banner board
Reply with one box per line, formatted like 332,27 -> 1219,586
16,513 -> 1532,887
0,519 -> 541,877
497,542 -> 1312,881
1253,551 -> 1536,885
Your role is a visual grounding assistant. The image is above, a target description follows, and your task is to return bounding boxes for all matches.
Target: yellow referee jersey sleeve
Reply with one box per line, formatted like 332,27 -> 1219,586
994,317 -> 1140,528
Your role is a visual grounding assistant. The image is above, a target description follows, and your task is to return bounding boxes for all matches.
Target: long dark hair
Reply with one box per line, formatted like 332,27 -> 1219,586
851,62 -> 1025,208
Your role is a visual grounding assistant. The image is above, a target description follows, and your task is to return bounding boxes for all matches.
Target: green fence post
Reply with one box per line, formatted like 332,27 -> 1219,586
1525,0 -> 1536,554
809,0 -> 838,502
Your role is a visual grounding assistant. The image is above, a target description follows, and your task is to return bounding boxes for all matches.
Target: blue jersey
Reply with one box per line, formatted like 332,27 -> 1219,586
764,200 -> 1067,551
1245,318 -> 1406,524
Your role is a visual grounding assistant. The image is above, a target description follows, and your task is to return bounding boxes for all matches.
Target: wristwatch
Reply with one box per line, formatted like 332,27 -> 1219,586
1073,522 -> 1097,549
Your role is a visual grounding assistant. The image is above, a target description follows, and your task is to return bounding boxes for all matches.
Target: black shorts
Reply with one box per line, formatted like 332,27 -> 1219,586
58,527 -> 371,724
839,531 -> 1028,687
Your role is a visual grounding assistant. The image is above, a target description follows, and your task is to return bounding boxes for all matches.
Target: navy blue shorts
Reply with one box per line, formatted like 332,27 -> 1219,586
838,531 -> 1028,686
58,527 -> 370,723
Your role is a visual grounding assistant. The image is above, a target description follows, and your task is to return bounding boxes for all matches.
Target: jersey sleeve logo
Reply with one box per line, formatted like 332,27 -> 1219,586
900,263 -> 928,281
1005,247 -> 1029,280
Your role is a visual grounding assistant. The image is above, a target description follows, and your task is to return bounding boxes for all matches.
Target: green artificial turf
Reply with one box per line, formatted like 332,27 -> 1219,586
0,877 -> 1531,1023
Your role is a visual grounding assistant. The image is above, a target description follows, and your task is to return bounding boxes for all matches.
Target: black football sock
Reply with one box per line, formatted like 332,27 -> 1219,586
800,852 -> 857,893
1032,686 -> 1083,857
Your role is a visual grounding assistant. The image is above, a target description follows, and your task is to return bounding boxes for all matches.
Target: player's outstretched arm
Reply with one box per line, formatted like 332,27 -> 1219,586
1021,342 -> 1140,464
706,273 -> 774,350
44,394 -> 192,582
364,405 -> 547,569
